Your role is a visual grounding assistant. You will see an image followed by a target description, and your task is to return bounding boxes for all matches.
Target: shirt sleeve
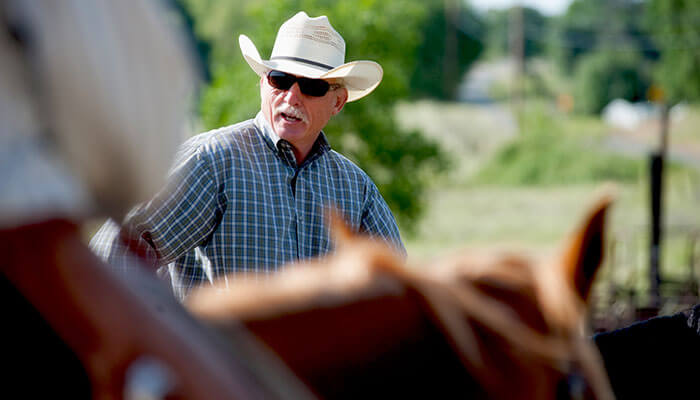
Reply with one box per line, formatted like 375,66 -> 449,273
90,144 -> 224,270
359,182 -> 406,257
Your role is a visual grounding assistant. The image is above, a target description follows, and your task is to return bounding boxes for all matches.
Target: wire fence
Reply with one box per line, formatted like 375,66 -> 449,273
590,225 -> 700,332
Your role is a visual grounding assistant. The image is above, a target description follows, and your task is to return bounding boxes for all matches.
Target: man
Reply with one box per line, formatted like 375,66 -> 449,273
91,11 -> 405,300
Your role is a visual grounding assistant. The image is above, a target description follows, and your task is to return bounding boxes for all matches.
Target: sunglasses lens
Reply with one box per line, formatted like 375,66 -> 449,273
298,78 -> 330,97
267,71 -> 331,97
268,71 -> 295,90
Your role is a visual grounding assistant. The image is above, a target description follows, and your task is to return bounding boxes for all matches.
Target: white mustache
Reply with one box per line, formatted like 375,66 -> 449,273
278,105 -> 307,123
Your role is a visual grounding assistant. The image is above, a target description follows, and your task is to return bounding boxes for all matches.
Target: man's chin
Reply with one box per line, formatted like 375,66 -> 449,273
274,123 -> 307,140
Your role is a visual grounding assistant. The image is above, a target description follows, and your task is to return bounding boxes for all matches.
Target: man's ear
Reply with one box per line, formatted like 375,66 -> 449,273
332,88 -> 348,115
559,188 -> 615,303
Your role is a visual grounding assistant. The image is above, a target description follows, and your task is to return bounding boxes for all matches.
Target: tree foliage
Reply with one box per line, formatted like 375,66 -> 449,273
552,0 -> 659,74
180,0 -> 456,233
573,50 -> 651,114
410,2 -> 485,99
646,0 -> 700,104
548,0 -> 660,114
483,7 -> 548,60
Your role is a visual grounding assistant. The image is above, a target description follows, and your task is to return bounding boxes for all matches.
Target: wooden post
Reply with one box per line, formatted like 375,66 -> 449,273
649,103 -> 670,309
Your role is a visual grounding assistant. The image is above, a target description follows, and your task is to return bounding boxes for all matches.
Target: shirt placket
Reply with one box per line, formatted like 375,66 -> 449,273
275,135 -> 332,260
276,140 -> 302,258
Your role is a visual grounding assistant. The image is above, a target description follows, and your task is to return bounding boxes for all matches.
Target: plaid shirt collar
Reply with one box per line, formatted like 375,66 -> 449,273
254,112 -> 331,168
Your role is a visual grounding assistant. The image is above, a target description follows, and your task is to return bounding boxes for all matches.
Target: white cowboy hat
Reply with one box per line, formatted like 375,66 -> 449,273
239,11 -> 382,102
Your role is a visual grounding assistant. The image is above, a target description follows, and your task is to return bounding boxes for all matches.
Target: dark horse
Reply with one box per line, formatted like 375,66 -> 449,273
187,193 -> 618,399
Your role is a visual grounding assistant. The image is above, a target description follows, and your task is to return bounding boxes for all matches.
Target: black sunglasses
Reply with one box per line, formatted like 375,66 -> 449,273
267,70 -> 341,97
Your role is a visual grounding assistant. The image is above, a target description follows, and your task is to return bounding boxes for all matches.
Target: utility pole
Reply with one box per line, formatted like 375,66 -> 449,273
509,4 -> 525,121
443,0 -> 458,99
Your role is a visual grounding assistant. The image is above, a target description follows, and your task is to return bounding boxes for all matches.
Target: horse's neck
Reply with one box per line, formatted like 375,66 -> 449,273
229,287 -> 483,398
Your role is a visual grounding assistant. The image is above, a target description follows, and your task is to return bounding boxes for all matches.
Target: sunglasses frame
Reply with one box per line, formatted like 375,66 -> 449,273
266,70 -> 342,97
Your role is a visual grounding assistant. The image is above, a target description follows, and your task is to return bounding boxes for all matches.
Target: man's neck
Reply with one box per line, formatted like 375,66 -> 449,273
290,138 -> 319,165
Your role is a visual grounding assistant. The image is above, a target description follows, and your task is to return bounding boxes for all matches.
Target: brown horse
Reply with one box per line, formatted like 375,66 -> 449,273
187,192 -> 617,399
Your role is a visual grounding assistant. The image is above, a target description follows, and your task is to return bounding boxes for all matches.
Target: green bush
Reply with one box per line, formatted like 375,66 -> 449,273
573,51 -> 652,115
473,106 -> 644,185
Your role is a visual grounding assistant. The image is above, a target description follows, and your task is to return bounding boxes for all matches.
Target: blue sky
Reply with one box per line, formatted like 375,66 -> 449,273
468,0 -> 574,16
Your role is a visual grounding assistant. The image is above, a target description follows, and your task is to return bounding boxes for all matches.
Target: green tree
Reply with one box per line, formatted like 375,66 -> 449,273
549,0 -> 660,114
410,1 -> 485,99
574,50 -> 651,114
552,0 -> 659,74
647,0 -> 700,103
181,0 -> 450,233
483,7 -> 549,60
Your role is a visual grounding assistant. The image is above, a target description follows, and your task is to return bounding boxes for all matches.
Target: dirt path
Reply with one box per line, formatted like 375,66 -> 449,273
604,118 -> 700,171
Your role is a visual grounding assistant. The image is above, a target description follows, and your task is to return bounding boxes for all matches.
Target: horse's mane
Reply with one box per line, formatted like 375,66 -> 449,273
188,193 -> 616,399
424,248 -> 611,398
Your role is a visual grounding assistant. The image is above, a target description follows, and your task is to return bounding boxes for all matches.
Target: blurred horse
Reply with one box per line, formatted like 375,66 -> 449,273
187,193 -> 617,399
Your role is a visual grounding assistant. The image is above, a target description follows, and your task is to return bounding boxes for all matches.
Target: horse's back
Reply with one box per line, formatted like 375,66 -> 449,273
594,305 -> 700,398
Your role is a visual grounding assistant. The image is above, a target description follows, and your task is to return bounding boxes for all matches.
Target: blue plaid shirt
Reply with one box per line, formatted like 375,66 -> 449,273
90,112 -> 404,299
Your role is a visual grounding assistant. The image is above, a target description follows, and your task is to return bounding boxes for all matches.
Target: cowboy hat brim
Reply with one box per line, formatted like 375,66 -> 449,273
239,34 -> 382,102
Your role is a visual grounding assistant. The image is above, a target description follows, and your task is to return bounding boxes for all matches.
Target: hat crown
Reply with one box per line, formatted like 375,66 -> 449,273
270,12 -> 346,71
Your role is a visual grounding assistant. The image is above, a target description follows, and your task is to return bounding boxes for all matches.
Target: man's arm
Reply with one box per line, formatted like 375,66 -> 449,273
359,183 -> 406,257
90,146 -> 224,270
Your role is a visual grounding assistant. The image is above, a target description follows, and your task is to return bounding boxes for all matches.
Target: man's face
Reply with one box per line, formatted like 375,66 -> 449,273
261,71 -> 348,160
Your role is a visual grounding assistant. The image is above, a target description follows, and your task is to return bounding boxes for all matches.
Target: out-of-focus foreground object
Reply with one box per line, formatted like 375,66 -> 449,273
0,1 -> 313,398
188,192 -> 617,400
1,0 -> 196,224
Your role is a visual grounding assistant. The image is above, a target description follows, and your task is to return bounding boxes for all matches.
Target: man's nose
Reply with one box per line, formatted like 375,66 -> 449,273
283,82 -> 303,104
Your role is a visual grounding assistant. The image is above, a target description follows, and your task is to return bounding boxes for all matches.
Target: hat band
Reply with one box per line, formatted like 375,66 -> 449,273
270,56 -> 334,71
